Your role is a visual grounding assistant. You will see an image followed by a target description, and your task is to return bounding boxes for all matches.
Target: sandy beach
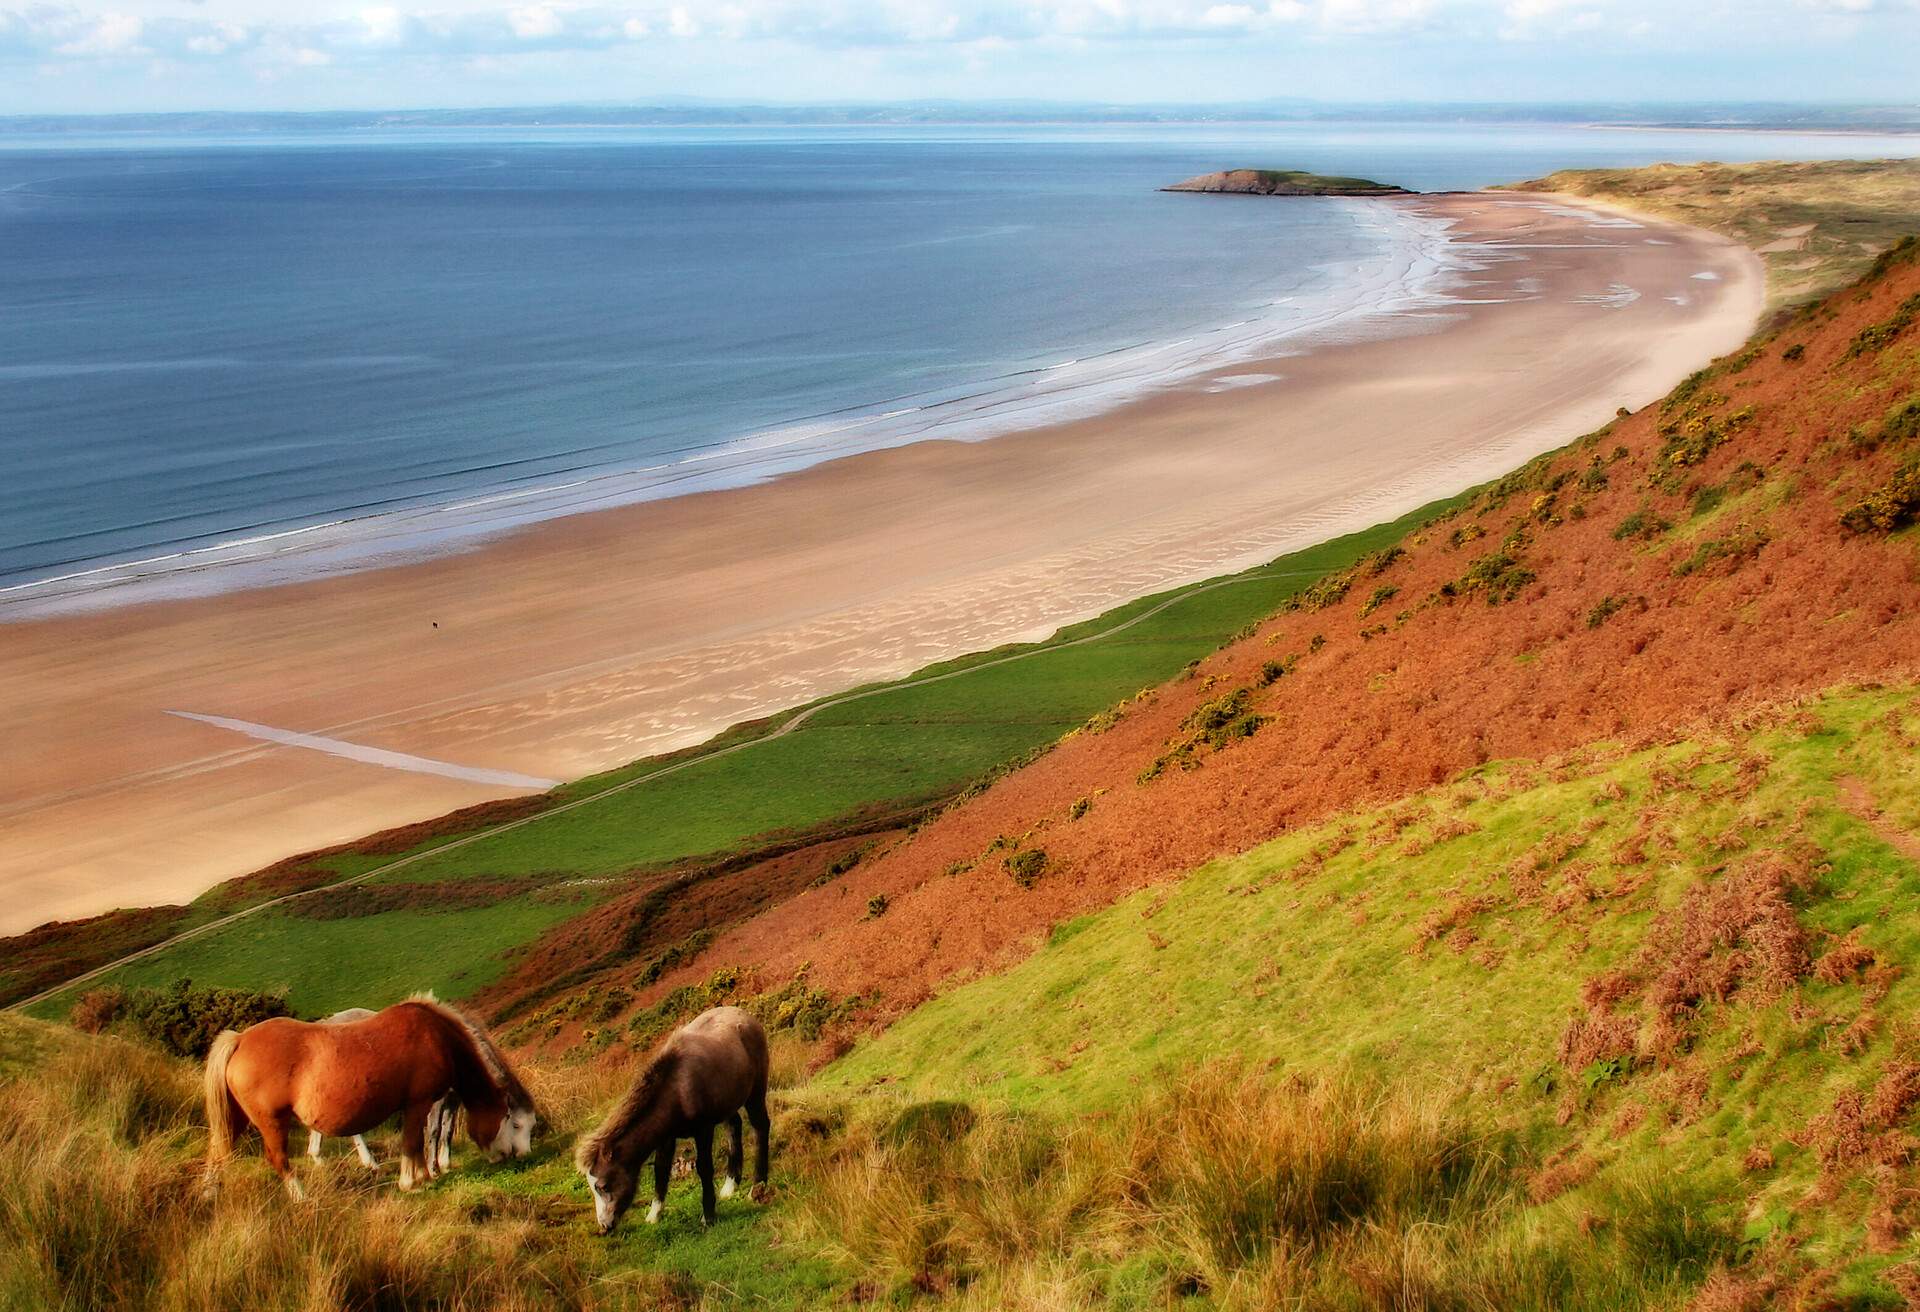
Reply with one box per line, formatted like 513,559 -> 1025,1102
0,193 -> 1762,934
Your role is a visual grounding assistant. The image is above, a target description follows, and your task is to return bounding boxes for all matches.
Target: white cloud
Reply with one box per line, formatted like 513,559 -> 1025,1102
54,12 -> 144,56
359,7 -> 408,44
507,4 -> 562,37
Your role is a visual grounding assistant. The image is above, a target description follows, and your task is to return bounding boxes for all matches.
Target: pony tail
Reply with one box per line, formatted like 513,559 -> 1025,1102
203,1030 -> 243,1163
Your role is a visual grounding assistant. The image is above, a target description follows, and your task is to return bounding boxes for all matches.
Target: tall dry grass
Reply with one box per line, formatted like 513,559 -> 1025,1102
0,1036 -> 659,1312
0,1032 -> 1738,1310
782,1062 -> 1738,1311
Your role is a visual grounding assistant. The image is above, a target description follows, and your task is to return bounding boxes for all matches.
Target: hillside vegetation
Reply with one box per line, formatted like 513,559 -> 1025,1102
7,501 -> 1459,1019
1504,158 -> 1920,308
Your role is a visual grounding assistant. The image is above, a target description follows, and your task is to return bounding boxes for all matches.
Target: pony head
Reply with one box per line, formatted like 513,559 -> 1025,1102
494,1104 -> 538,1159
575,1139 -> 638,1235
467,1100 -> 538,1161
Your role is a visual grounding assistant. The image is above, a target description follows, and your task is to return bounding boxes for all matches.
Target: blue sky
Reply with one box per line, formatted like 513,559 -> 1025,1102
1,0 -> 1914,115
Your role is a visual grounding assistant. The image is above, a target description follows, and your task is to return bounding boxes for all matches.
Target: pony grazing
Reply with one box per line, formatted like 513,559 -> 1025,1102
304,1007 -> 459,1175
204,996 -> 536,1197
575,1006 -> 770,1233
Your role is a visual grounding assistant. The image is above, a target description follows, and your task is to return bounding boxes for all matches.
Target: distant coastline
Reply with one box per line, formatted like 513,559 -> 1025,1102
3,100 -> 1919,136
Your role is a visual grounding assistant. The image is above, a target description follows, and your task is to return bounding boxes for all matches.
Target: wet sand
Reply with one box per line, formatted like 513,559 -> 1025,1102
0,193 -> 1764,934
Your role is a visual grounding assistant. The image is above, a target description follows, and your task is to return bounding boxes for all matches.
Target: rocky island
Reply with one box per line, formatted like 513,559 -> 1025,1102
1162,168 -> 1412,197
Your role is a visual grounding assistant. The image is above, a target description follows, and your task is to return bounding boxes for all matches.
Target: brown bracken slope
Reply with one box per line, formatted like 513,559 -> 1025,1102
516,241 -> 1920,1044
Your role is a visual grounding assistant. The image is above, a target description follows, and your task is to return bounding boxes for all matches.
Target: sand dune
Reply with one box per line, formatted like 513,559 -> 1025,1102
0,194 -> 1762,933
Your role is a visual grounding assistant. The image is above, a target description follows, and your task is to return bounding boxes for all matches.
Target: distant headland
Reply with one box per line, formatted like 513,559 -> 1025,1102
1162,168 -> 1413,197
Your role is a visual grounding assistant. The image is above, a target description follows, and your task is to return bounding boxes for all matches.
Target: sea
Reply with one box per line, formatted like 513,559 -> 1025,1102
3,121 -> 1916,612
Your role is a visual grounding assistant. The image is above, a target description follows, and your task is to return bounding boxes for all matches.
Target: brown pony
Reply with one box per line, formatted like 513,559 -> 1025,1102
204,996 -> 537,1196
575,1006 -> 770,1233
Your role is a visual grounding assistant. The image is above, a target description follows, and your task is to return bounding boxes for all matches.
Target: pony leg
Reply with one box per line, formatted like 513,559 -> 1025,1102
720,1113 -> 743,1199
693,1125 -> 717,1226
307,1129 -> 323,1159
397,1101 -> 431,1191
646,1138 -> 672,1224
427,1097 -> 454,1176
353,1135 -> 376,1169
259,1114 -> 304,1200
747,1093 -> 772,1187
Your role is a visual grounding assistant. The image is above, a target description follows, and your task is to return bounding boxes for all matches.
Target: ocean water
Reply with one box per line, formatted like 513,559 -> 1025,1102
3,122 -> 1916,610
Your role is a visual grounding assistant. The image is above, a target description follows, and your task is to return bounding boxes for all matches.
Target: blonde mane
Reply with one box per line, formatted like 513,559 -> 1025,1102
404,993 -> 535,1114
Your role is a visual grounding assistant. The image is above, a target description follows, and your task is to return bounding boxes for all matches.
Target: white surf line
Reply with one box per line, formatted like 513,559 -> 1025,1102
165,712 -> 561,791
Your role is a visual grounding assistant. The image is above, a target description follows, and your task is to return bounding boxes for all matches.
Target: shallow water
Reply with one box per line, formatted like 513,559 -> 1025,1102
2,121 -> 1914,605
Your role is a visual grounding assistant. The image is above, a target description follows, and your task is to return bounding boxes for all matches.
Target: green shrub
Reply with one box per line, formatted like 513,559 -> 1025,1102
85,979 -> 293,1059
1781,342 -> 1804,362
1006,849 -> 1048,889
1457,551 -> 1537,606
1364,546 -> 1405,576
1359,585 -> 1399,618
866,895 -> 890,919
1845,291 -> 1920,359
1840,453 -> 1920,533
1287,573 -> 1351,613
1674,526 -> 1771,577
1657,402 -> 1755,469
637,928 -> 715,986
1689,461 -> 1765,517
1586,595 -> 1629,629
1883,396 -> 1920,447
1613,507 -> 1672,542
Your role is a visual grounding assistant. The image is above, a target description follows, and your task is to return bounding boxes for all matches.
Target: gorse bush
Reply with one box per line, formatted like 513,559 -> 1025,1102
71,979 -> 292,1059
1841,452 -> 1920,534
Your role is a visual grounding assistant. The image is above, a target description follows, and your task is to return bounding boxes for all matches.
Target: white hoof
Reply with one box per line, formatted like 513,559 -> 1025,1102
644,1201 -> 662,1224
719,1177 -> 736,1200
354,1137 -> 377,1170
284,1174 -> 306,1201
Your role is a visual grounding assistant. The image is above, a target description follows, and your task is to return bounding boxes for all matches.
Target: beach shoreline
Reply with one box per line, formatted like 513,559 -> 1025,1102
1,195 -> 1463,620
0,192 -> 1764,934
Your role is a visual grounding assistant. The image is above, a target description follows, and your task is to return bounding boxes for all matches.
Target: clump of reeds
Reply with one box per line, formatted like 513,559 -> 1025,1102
783,1061 -> 1740,1310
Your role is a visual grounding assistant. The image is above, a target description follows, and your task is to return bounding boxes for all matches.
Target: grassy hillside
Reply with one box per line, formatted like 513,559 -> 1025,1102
1502,158 -> 1920,308
10,497 -> 1462,1019
821,681 -> 1920,1301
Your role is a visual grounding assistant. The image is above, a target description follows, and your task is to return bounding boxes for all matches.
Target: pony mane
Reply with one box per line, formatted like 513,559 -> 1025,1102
574,1048 -> 679,1170
405,993 -> 536,1114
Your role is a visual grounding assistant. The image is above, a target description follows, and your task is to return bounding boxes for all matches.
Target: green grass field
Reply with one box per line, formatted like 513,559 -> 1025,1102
22,494 -> 1469,1021
821,682 -> 1920,1300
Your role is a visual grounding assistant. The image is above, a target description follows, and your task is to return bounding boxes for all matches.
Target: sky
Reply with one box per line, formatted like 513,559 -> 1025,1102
0,0 -> 1915,115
